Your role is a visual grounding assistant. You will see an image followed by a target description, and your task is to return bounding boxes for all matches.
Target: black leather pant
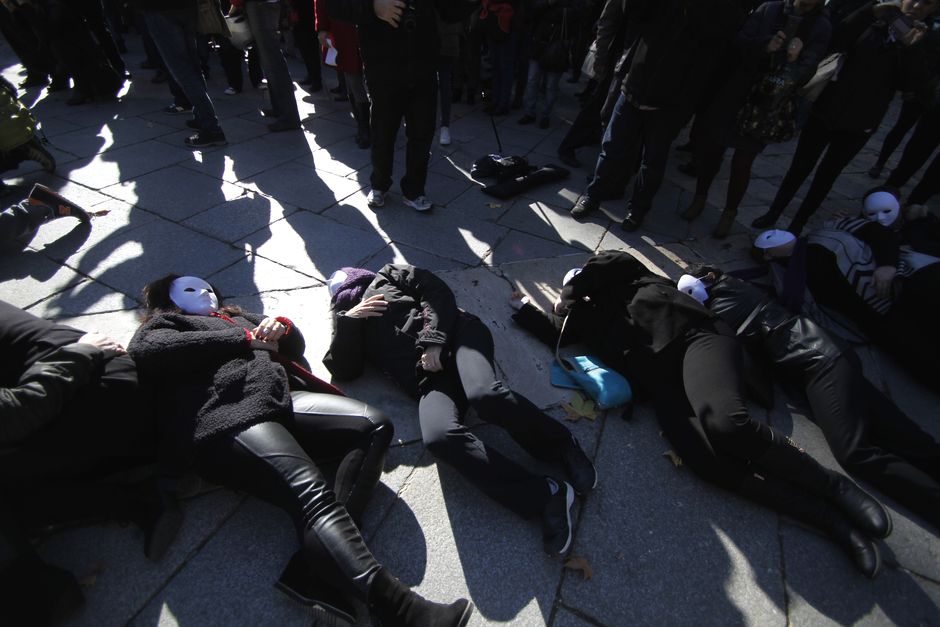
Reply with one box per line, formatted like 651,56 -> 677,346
195,392 -> 392,599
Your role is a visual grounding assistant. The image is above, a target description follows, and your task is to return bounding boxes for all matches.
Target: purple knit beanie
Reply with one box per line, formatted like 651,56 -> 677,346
328,267 -> 376,311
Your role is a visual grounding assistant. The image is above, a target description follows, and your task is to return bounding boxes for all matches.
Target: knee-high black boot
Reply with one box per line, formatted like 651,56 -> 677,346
368,567 -> 474,627
334,420 -> 393,524
755,434 -> 892,539
739,472 -> 881,578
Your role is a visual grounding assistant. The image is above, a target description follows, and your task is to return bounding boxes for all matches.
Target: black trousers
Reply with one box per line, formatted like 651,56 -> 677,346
803,352 -> 940,528
769,114 -> 872,229
291,0 -> 321,85
366,68 -> 437,199
196,392 -> 392,599
418,315 -> 573,519
875,98 -> 925,170
886,105 -> 940,190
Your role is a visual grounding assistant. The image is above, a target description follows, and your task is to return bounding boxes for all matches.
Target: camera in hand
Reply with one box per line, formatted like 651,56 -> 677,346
402,0 -> 417,32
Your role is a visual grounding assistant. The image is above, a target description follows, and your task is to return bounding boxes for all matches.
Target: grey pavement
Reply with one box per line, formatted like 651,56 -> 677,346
2,33 -> 939,627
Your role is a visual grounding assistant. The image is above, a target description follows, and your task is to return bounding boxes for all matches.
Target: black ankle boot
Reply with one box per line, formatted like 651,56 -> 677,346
739,474 -> 881,578
368,568 -> 473,627
751,208 -> 782,229
756,436 -> 892,539
275,550 -> 357,625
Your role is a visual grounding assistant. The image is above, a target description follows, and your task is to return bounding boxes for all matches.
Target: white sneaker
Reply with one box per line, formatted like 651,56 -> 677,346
439,126 -> 451,146
224,86 -> 238,95
367,189 -> 386,208
403,195 -> 433,212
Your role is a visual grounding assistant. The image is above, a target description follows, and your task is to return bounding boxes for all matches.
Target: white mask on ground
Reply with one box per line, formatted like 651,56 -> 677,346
169,276 -> 219,315
677,274 -> 709,304
862,191 -> 900,227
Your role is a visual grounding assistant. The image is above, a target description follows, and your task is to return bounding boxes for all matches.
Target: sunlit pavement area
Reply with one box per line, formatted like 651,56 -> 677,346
2,33 -> 938,626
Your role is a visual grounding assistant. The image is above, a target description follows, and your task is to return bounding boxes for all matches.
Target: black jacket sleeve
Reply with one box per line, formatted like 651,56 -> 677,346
846,221 -> 901,267
511,302 -> 581,348
128,315 -> 253,373
322,314 -> 367,381
377,264 -> 459,348
0,343 -> 102,444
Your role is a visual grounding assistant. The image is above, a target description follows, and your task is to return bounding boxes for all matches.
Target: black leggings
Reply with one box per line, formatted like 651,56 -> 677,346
418,315 -> 574,519
804,353 -> 940,527
195,392 -> 392,599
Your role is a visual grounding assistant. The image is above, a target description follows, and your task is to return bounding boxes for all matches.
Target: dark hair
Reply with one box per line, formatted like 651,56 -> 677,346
140,274 -> 241,321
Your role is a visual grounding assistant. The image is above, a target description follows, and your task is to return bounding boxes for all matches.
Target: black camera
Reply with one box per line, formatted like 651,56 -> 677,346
402,0 -> 417,32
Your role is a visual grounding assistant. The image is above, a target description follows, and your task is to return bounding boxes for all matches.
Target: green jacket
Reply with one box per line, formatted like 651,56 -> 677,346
0,82 -> 36,153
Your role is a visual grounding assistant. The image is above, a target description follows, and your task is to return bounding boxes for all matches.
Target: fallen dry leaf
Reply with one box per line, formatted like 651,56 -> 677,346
564,556 -> 594,581
561,395 -> 597,422
486,202 -> 502,209
88,209 -> 111,217
662,450 -> 683,467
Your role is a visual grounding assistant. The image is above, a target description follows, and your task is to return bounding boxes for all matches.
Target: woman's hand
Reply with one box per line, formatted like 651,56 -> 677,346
420,345 -> 444,372
872,266 -> 897,298
509,290 -> 530,311
767,30 -> 786,53
786,37 -> 803,63
250,338 -> 279,351
553,298 -> 569,316
345,294 -> 388,319
77,333 -> 126,358
373,0 -> 405,27
252,317 -> 287,343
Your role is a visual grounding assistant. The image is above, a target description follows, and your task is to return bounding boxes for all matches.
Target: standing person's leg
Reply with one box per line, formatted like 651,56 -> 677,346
520,59 -> 541,121
366,75 -> 403,198
292,0 -> 322,90
346,71 -> 371,148
752,114 -> 832,229
886,107 -> 940,189
558,71 -> 612,159
143,8 -> 223,135
438,56 -> 454,130
575,92 -> 644,217
540,70 -> 562,123
712,147 -> 760,238
286,392 -> 393,524
217,37 -> 245,93
75,0 -> 126,75
872,99 -> 924,175
196,422 -> 472,626
400,72 -> 437,204
908,149 -> 940,205
244,1 -> 300,128
787,128 -> 871,235
622,106 -> 681,230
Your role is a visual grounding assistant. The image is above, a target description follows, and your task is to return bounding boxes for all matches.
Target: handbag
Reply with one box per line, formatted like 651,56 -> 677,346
736,70 -> 798,144
580,40 -> 598,79
552,314 -> 633,410
225,14 -> 254,50
799,52 -> 845,102
196,0 -> 230,37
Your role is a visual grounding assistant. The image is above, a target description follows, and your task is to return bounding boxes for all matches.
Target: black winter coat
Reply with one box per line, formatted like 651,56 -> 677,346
619,0 -> 746,109
323,265 -> 458,398
128,310 -> 307,446
813,2 -> 933,133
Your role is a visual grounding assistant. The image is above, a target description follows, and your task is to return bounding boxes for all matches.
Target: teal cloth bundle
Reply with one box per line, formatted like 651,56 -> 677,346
552,315 -> 632,410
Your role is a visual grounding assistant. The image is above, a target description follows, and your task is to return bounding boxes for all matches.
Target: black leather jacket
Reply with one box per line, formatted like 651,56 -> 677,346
706,273 -> 846,378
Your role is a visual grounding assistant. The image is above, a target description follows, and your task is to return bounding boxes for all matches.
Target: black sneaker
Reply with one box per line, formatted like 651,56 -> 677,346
570,195 -> 598,221
28,183 -> 89,222
163,103 -> 192,115
184,130 -> 227,148
541,478 -> 575,555
562,437 -> 597,495
275,551 -> 356,626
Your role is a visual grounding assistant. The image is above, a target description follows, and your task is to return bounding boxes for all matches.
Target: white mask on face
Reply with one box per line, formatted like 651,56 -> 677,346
169,276 -> 219,315
862,191 -> 900,227
677,274 -> 709,305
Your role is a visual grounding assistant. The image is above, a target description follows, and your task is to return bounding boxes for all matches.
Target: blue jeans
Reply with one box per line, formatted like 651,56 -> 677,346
245,1 -> 299,125
143,7 -> 221,134
586,92 -> 681,219
488,33 -> 517,110
522,59 -> 561,119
